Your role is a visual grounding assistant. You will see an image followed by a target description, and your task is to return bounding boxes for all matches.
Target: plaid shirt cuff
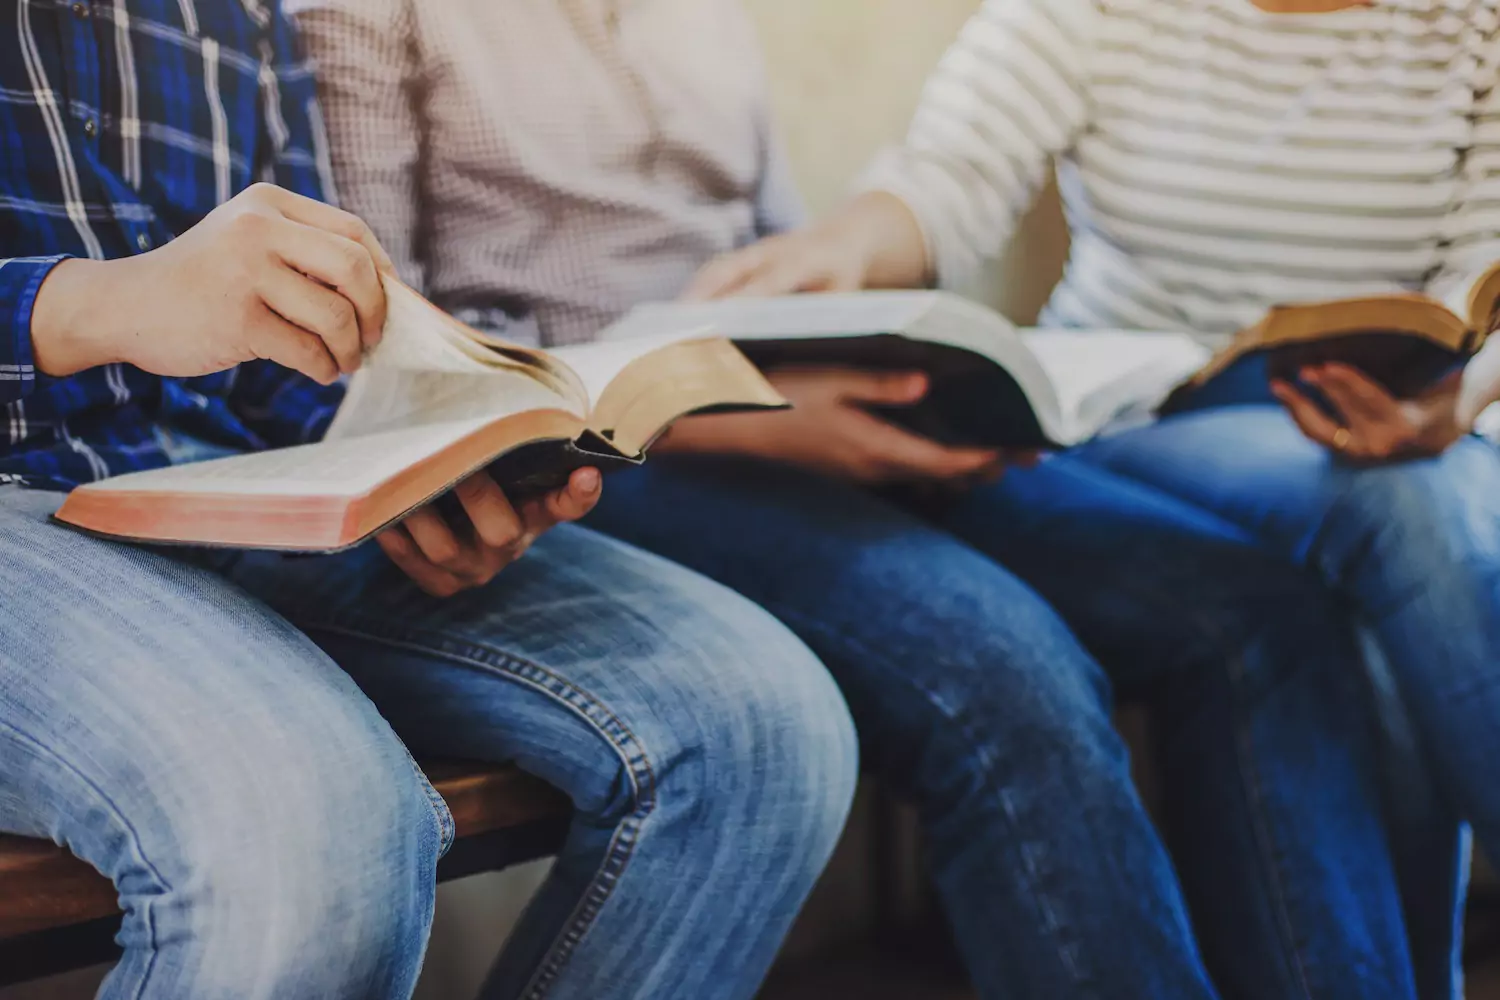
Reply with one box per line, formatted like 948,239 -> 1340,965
0,255 -> 69,405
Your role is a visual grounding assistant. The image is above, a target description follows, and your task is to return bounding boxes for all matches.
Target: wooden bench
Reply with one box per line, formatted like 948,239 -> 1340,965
0,761 -> 571,988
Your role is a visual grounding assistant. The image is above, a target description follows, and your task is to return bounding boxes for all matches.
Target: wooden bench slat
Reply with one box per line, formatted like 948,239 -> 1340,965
0,761 -> 568,939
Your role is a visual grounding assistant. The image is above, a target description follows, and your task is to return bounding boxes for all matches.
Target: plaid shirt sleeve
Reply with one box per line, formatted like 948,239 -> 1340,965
226,4 -> 344,447
0,255 -> 69,407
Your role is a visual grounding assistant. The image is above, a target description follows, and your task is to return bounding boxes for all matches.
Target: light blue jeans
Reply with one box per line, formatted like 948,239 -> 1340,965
1077,402 -> 1500,1000
0,486 -> 858,1000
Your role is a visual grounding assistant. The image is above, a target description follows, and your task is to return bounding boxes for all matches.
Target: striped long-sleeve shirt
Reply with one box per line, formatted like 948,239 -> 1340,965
859,0 -> 1500,347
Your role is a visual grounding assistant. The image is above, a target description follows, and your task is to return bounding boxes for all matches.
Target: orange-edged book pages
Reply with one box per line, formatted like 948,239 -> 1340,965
54,280 -> 785,552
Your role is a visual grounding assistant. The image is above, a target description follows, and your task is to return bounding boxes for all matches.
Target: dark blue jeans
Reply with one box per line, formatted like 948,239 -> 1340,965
587,454 -> 1412,999
1076,374 -> 1500,1000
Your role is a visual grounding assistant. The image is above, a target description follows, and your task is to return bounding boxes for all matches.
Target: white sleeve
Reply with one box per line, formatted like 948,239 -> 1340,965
854,0 -> 1097,290
1427,55 -> 1500,309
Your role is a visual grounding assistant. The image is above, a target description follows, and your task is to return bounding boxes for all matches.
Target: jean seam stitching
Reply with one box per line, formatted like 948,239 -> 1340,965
0,717 -> 168,993
1223,651 -> 1318,1000
301,619 -> 660,1000
407,751 -> 457,856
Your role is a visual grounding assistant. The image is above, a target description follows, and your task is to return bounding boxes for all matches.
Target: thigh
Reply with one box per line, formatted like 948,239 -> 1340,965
585,458 -> 1121,791
218,521 -> 854,821
0,488 -> 446,993
1073,406 -> 1361,558
933,453 -> 1332,696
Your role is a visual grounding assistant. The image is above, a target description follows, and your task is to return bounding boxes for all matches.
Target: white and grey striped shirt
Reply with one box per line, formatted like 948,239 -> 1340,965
860,0 -> 1500,347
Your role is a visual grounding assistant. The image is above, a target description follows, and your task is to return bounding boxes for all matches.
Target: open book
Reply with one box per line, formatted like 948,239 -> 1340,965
1175,263 -> 1500,402
606,291 -> 1211,448
54,280 -> 785,552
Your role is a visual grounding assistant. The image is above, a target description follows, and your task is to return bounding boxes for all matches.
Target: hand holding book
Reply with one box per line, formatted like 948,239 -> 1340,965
1271,364 -> 1467,461
660,369 -> 1017,484
379,467 -> 601,598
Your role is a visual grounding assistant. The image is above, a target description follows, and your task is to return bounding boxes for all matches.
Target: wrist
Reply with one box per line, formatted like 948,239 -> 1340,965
838,191 -> 930,289
655,411 -> 778,460
29,258 -> 128,376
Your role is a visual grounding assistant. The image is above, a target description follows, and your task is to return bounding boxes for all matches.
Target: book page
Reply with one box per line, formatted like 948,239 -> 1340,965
83,419 -> 495,498
605,292 -> 947,344
547,328 -> 720,412
1020,330 -> 1212,441
327,367 -> 580,441
372,279 -> 508,374
1448,261 -> 1500,335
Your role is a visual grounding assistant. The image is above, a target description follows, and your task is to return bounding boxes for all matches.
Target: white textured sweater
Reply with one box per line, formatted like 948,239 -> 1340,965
860,0 -> 1500,346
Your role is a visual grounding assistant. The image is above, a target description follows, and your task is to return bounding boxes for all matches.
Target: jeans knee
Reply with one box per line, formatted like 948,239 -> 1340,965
631,595 -> 859,868
1328,453 -> 1498,588
103,714 -> 446,998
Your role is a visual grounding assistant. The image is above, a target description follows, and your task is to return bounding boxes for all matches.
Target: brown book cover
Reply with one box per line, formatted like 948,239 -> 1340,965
1169,262 -> 1500,408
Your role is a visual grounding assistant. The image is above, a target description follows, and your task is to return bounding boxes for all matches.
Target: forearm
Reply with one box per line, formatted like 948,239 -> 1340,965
851,0 -> 1093,290
827,191 -> 933,290
652,410 -> 770,459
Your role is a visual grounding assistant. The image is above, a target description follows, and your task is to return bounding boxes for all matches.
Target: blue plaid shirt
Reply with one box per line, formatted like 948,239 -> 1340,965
0,0 -> 343,491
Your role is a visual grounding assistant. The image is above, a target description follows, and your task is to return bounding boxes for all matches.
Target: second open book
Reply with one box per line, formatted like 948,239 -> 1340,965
55,279 -> 785,551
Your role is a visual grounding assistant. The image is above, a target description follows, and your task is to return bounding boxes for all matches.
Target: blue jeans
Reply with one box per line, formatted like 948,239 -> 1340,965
0,486 -> 857,1000
1076,401 -> 1500,1000
587,455 -> 1410,999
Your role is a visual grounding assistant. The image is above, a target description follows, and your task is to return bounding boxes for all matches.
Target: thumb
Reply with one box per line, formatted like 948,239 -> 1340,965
836,370 -> 930,407
531,466 -> 603,530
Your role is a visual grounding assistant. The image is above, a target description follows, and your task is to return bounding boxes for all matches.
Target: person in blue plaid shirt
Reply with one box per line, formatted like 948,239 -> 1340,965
0,3 -> 858,998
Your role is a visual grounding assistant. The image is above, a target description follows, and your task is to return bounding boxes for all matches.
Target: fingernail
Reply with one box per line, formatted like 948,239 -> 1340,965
576,468 -> 602,494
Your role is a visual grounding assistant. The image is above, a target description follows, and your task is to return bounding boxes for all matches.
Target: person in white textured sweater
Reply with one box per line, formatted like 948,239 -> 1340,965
697,0 -> 1500,994
300,1 -> 1437,996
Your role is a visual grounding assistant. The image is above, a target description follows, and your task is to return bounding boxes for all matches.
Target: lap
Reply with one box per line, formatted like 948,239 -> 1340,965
586,458 -> 1122,761
216,522 -> 847,816
935,453 -> 1353,694
0,486 -> 443,875
1075,406 -> 1500,567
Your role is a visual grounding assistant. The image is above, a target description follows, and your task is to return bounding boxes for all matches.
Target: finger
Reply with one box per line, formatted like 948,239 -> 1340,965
542,467 -> 604,526
733,261 -> 833,299
257,263 -> 362,375
844,409 -> 1002,480
682,252 -> 763,302
520,467 -> 603,540
258,183 -> 398,277
268,220 -> 387,353
1306,365 -> 1398,425
245,302 -> 341,384
1271,380 -> 1347,449
451,473 -> 526,551
834,370 -> 931,407
402,506 -> 483,578
377,528 -> 464,598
